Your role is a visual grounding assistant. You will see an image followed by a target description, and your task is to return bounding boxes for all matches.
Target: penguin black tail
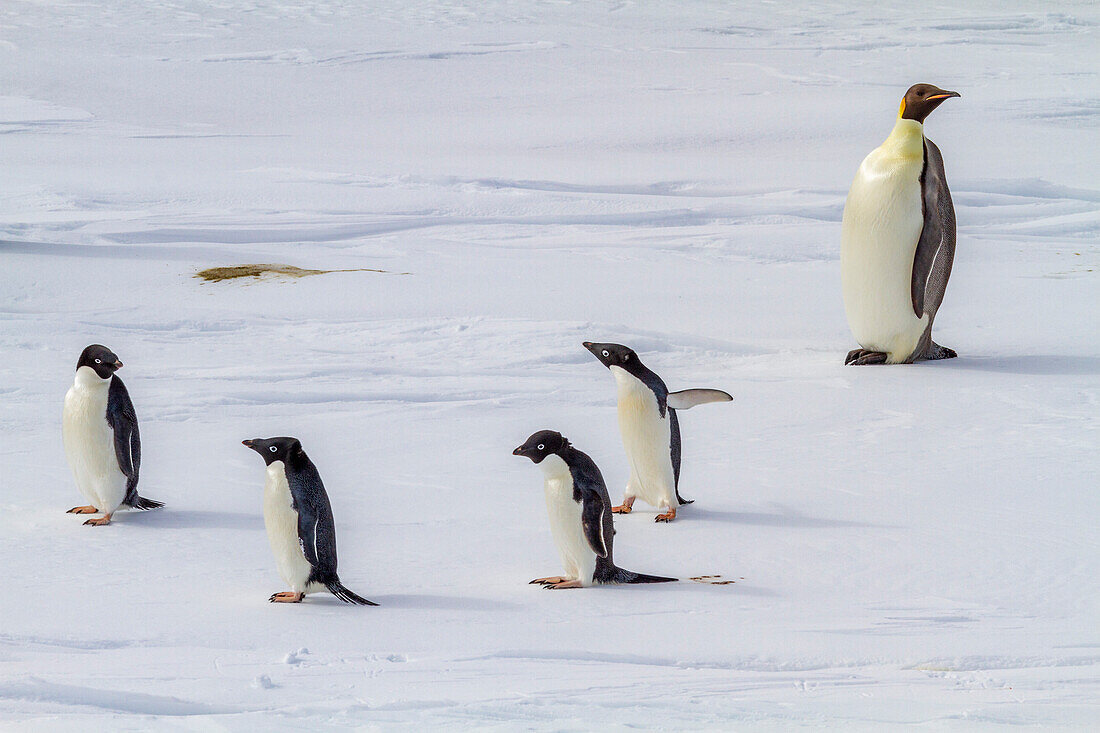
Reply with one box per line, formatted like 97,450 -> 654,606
129,495 -> 164,510
612,568 -> 677,585
677,495 -> 694,506
326,581 -> 379,606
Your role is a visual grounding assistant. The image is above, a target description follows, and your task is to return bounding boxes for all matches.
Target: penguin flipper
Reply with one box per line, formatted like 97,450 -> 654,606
325,581 -> 379,606
911,138 -> 956,322
666,389 -> 733,410
580,492 -> 608,558
107,377 -> 141,499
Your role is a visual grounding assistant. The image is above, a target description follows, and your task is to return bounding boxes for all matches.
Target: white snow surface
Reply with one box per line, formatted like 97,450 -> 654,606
2,0 -> 1098,729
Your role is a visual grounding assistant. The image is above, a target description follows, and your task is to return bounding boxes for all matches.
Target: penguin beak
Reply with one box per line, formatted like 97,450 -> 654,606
242,439 -> 254,448
114,360 -> 123,368
928,91 -> 960,101
512,445 -> 528,457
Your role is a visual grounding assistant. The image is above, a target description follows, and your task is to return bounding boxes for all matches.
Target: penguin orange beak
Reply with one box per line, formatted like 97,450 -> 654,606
927,91 -> 960,101
114,360 -> 123,368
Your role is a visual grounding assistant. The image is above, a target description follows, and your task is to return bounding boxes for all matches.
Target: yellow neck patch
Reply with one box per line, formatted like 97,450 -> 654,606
898,98 -> 906,118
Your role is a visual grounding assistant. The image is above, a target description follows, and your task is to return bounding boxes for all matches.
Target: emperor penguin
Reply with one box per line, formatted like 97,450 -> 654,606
583,342 -> 732,522
243,437 -> 376,605
513,430 -> 676,589
841,83 -> 961,365
62,344 -> 163,525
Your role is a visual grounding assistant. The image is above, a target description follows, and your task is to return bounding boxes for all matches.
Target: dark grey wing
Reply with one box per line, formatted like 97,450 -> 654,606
566,448 -> 614,560
286,459 -> 339,581
580,491 -> 608,558
912,138 -> 957,319
107,377 -> 140,501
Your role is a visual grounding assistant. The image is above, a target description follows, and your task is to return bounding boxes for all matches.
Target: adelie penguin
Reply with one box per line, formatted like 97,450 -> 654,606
243,437 -> 376,605
513,431 -> 676,589
841,83 -> 961,365
583,342 -> 732,522
62,345 -> 163,525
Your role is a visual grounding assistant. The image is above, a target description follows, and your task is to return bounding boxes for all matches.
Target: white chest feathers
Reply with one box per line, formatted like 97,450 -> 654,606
263,462 -> 317,593
62,368 -> 127,512
612,367 -> 675,507
539,454 -> 596,586
841,117 -> 929,362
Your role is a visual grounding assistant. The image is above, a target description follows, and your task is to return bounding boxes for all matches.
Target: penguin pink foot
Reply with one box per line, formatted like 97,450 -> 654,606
530,576 -> 570,586
83,514 -> 112,526
654,508 -> 677,523
545,580 -> 584,590
269,592 -> 304,603
611,497 -> 634,514
67,505 -> 98,514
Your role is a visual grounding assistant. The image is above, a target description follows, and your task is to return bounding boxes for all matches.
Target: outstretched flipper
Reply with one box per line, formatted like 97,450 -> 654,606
666,389 -> 733,410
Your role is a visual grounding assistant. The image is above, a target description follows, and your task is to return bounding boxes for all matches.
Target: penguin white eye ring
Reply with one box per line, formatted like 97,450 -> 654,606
601,350 -> 609,357
269,446 -> 277,452
537,444 -> 545,451
94,358 -> 102,363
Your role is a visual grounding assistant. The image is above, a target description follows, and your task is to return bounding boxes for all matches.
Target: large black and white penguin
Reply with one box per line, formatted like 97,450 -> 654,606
513,430 -> 675,589
583,342 -> 732,522
62,344 -> 163,525
242,437 -> 376,605
841,83 -> 961,365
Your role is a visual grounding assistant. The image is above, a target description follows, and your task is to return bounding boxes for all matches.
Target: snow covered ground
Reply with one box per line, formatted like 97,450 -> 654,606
2,0 -> 1098,728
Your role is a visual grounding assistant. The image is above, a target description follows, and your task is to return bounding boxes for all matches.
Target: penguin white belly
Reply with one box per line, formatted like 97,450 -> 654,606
62,382 -> 128,513
841,126 -> 930,363
263,462 -> 318,594
541,456 -> 596,586
613,370 -> 675,509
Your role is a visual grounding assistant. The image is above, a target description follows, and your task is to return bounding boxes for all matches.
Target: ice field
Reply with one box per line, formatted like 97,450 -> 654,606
1,1 -> 1098,728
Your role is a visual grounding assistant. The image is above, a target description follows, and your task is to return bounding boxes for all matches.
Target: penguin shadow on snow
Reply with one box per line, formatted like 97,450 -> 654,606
940,355 -> 1100,377
127,508 -> 260,531
366,594 -> 523,611
684,504 -> 888,529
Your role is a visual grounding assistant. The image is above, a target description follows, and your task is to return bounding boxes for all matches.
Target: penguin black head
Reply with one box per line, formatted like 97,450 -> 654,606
513,430 -> 570,464
243,436 -> 303,466
77,344 -> 123,380
900,84 -> 960,123
582,341 -> 640,371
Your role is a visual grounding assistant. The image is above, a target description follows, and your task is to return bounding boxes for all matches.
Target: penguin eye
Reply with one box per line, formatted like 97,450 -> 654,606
268,446 -> 277,453
94,358 -> 102,364
537,444 -> 545,451
601,350 -> 609,357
